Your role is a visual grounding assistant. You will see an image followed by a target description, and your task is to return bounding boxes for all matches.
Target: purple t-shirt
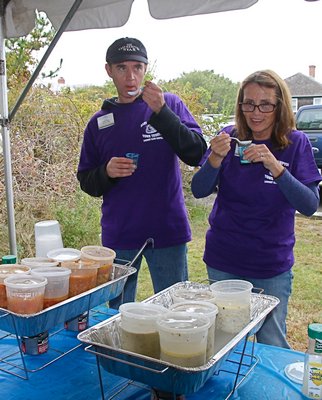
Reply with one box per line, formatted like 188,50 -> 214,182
204,127 -> 321,278
78,93 -> 201,249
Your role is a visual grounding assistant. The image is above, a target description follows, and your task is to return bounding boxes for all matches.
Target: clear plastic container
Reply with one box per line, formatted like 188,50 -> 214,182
80,245 -> 116,285
4,274 -> 47,314
210,279 -> 253,334
0,265 -> 31,308
169,301 -> 218,359
31,266 -> 71,308
157,311 -> 210,367
62,260 -> 99,297
119,302 -> 167,359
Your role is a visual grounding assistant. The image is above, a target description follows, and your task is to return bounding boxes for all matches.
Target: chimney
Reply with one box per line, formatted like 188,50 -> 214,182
58,77 -> 65,85
309,65 -> 316,78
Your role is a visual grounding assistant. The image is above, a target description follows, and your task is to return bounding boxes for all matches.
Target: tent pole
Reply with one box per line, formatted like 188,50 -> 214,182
0,18 -> 17,255
9,0 -> 84,121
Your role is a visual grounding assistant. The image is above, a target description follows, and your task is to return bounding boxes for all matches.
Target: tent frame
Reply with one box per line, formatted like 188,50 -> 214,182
0,0 -> 84,256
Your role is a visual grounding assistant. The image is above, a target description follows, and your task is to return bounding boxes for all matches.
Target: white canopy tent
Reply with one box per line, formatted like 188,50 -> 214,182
1,0 -> 261,255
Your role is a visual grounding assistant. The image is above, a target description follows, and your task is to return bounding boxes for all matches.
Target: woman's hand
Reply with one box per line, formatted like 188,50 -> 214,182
106,157 -> 136,178
243,144 -> 285,178
208,133 -> 232,168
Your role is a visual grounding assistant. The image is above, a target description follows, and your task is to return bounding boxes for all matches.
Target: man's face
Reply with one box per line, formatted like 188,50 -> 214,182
105,61 -> 147,103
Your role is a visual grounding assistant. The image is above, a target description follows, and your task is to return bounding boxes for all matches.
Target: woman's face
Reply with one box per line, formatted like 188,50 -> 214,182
242,82 -> 277,140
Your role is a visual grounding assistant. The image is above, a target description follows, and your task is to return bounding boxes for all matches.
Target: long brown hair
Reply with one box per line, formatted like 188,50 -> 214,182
235,70 -> 295,149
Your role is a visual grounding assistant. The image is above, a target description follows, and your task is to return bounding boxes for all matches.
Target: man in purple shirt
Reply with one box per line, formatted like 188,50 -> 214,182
77,37 -> 206,308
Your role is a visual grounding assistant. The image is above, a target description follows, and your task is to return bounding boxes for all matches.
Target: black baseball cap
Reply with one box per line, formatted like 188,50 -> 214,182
105,37 -> 148,64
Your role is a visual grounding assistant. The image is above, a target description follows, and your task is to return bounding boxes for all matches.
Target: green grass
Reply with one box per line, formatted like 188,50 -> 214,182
137,203 -> 322,351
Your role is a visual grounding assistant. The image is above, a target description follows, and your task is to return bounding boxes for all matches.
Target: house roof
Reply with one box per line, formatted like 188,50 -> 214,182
285,73 -> 322,97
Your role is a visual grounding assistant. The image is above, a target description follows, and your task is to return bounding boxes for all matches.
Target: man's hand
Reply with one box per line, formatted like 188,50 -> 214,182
142,80 -> 165,114
106,157 -> 136,178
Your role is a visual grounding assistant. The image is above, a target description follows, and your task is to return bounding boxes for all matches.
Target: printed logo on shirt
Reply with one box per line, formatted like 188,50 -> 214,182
97,113 -> 115,129
140,121 -> 163,142
264,160 -> 289,184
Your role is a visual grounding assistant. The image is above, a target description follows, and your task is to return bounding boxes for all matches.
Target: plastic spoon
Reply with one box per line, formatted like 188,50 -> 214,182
230,137 -> 252,146
127,88 -> 142,96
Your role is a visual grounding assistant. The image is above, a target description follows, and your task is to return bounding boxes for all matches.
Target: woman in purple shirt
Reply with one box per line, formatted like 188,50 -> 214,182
191,70 -> 321,348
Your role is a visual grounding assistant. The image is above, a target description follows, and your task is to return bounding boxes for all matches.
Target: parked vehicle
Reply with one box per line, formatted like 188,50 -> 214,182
295,105 -> 322,171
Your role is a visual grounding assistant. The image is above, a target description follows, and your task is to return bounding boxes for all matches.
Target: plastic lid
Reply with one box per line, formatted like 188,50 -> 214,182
47,248 -> 81,262
210,279 -> 253,294
308,323 -> 322,340
81,246 -> 116,261
21,257 -> 59,268
284,362 -> 304,384
157,311 -> 210,333
2,255 -> 17,264
0,265 -> 31,278
31,266 -> 71,278
170,300 -> 218,319
119,302 -> 166,320
171,288 -> 216,302
4,274 -> 47,289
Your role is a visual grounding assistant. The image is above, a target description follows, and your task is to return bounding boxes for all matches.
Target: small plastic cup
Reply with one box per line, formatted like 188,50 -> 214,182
31,266 -> 71,308
169,301 -> 218,360
0,265 -> 31,309
125,152 -> 139,166
119,302 -> 167,359
4,274 -> 47,314
157,311 -> 210,367
210,279 -> 253,334
238,142 -> 252,164
80,246 -> 116,285
62,260 -> 99,297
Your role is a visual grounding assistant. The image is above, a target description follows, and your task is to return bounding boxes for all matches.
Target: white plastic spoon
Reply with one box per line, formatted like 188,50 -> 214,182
230,137 -> 252,146
127,88 -> 142,96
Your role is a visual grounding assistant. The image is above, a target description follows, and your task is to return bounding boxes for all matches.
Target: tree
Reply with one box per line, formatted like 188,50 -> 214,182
161,70 -> 239,116
5,11 -> 56,106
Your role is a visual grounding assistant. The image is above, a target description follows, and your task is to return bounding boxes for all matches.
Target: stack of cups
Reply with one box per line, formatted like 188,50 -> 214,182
34,220 -> 64,258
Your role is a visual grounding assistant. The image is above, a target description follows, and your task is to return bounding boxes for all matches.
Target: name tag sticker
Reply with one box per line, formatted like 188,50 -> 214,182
97,113 -> 114,129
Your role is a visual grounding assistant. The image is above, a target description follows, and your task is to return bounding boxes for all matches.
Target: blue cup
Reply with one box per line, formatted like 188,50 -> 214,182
238,145 -> 251,164
125,153 -> 139,166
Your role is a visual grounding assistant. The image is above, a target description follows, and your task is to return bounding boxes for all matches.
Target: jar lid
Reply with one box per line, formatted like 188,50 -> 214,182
308,323 -> 322,340
171,288 -> 216,303
2,255 -> 17,264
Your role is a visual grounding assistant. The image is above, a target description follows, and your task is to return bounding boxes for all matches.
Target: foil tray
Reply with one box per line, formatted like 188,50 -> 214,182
0,264 -> 136,337
78,281 -> 280,395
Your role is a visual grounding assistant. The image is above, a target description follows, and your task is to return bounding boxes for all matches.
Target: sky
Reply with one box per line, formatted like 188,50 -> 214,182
42,0 -> 322,87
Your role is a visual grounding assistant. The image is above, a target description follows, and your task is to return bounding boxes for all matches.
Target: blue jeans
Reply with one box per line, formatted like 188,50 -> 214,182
206,266 -> 293,349
109,244 -> 188,309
